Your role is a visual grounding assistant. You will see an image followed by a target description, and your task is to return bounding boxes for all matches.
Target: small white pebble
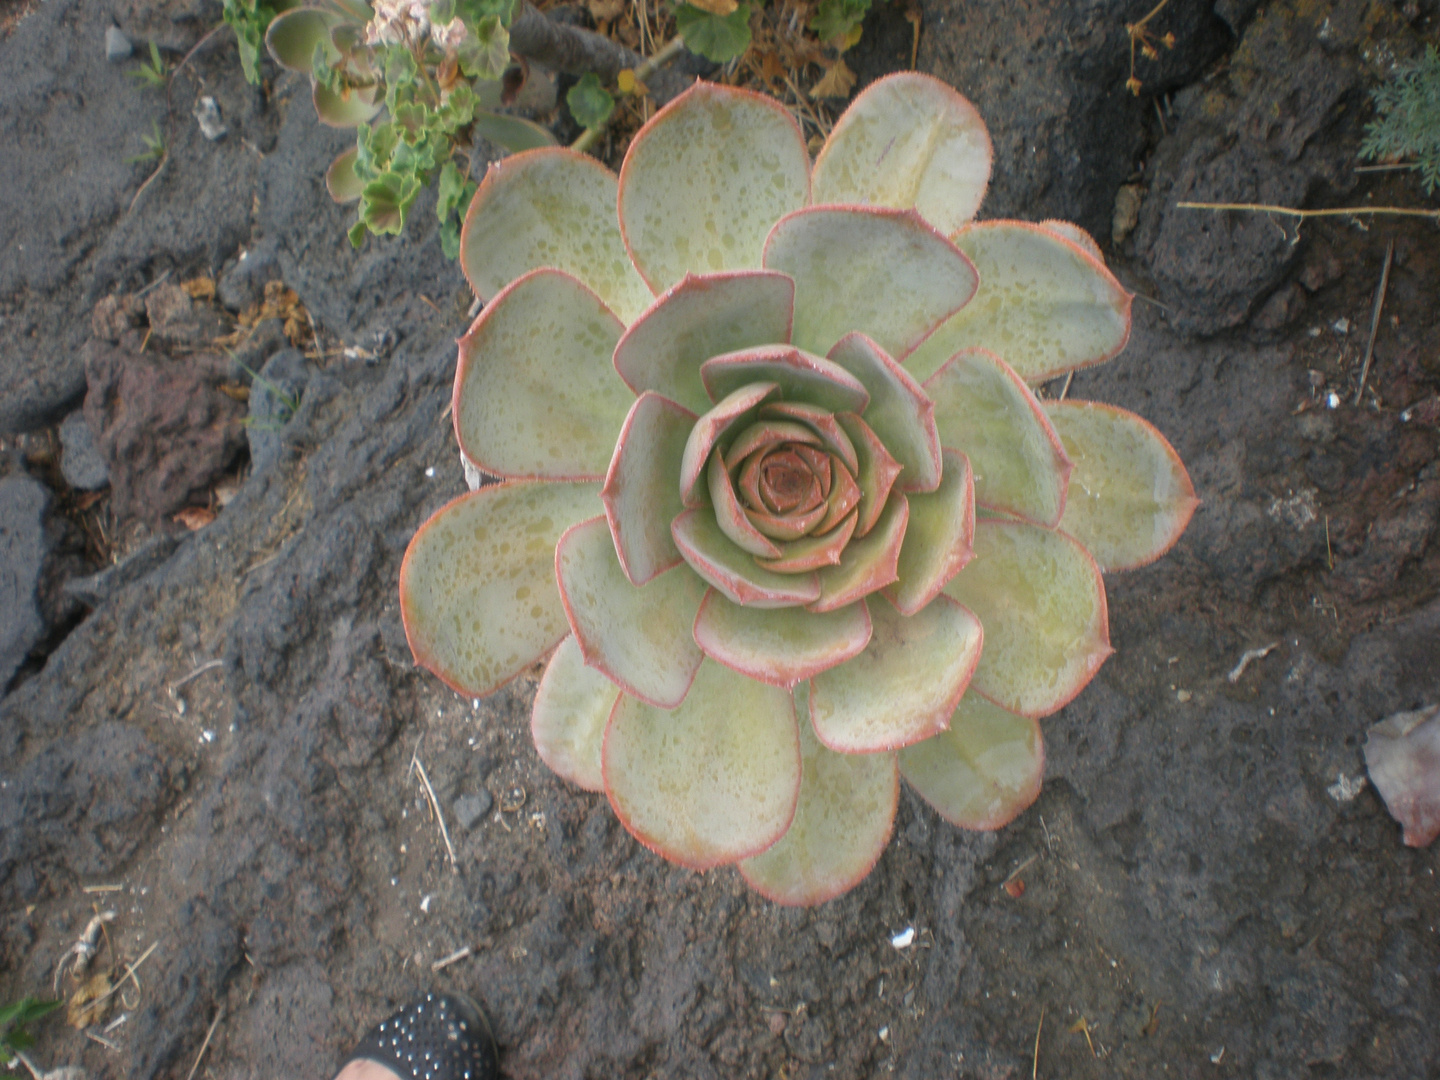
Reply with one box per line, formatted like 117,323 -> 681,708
878,1026 -> 890,1043
1326,391 -> 1341,409
200,729 -> 215,743
420,894 -> 432,913
1176,689 -> 1192,703
1332,317 -> 1350,334
890,927 -> 915,949
425,466 -> 436,478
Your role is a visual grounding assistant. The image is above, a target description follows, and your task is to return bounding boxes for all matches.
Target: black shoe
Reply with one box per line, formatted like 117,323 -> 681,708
344,992 -> 498,1080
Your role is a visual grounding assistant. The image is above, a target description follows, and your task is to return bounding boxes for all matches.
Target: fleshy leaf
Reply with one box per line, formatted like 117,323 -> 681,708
603,392 -> 696,585
756,402 -> 859,476
471,111 -> 560,152
811,72 -> 992,236
314,80 -> 382,127
810,493 -> 908,612
679,383 -> 778,507
604,659 -> 801,869
900,693 -> 1044,829
613,271 -> 796,416
1038,219 -> 1102,260
827,332 -> 941,493
739,698 -> 899,905
556,517 -> 706,708
1044,400 -> 1198,571
943,519 -> 1111,717
618,82 -> 811,294
834,412 -> 902,537
904,221 -> 1132,384
758,510 -> 858,572
399,481 -> 601,697
265,8 -> 341,72
672,509 -> 821,608
886,447 -> 974,615
532,634 -> 618,792
701,346 -> 870,415
708,448 -> 783,558
454,269 -> 630,480
810,593 -> 982,752
923,347 -> 1071,526
693,590 -> 872,685
763,206 -> 978,358
326,147 -> 363,203
461,148 -> 653,322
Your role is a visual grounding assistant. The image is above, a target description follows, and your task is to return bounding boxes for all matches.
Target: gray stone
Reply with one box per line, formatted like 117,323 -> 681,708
246,349 -> 313,476
58,409 -> 109,491
105,25 -> 132,61
193,96 -> 227,141
0,476 -> 50,690
452,790 -> 493,830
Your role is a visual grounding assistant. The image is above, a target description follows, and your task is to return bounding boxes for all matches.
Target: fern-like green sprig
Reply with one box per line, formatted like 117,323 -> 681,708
1361,45 -> 1440,195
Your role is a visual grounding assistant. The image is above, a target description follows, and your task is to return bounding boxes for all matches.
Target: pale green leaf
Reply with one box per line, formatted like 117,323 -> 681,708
602,392 -> 696,585
454,269 -> 630,479
812,71 -> 991,236
400,481 -> 601,697
618,82 -> 810,293
943,519 -> 1110,717
827,332 -> 941,492
693,591 -> 872,685
532,634 -> 618,792
886,447 -> 974,615
604,659 -> 801,868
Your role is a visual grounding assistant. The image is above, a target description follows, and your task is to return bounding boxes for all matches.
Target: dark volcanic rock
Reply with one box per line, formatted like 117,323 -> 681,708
58,409 -> 110,490
0,476 -> 50,689
82,339 -> 246,524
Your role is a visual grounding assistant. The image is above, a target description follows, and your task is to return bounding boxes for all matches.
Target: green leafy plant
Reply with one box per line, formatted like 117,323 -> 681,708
809,0 -> 869,47
128,40 -> 170,88
0,997 -> 62,1068
567,72 -> 615,130
400,74 -> 1197,905
265,0 -> 558,251
125,119 -> 168,165
1362,44 -> 1440,195
224,0 -> 297,83
673,1 -> 753,63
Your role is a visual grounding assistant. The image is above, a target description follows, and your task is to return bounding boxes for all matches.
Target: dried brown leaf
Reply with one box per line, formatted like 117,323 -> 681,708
810,58 -> 855,99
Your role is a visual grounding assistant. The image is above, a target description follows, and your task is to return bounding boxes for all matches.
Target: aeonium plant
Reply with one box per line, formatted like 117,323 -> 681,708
399,73 -> 1197,905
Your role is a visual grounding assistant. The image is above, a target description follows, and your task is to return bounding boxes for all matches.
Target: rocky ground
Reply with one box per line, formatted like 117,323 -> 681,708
2,0 -> 1438,1078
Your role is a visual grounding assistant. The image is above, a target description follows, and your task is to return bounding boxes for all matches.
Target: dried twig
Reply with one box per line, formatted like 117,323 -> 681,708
1353,239 -> 1394,406
431,945 -> 473,971
171,659 -> 224,693
1226,642 -> 1279,683
1178,201 -> 1440,222
410,743 -> 459,872
91,941 -> 159,1009
510,1 -> 690,102
1032,1005 -> 1045,1080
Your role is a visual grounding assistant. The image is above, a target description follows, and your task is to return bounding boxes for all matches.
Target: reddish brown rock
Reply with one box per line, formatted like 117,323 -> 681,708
82,340 -> 246,526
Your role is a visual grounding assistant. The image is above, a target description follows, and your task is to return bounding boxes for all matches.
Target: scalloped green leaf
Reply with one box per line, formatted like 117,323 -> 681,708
886,447 -> 974,615
618,82 -> 809,293
613,271 -> 796,415
922,347 -> 1071,526
1044,400 -> 1198,572
764,206 -> 978,359
454,269 -> 630,480
739,698 -> 899,905
461,148 -> 653,322
400,481 -> 601,697
810,593 -> 981,751
899,693 -> 1043,829
904,221 -> 1133,384
672,509 -> 820,608
812,72 -> 992,236
556,516 -> 706,708
943,519 -> 1111,718
532,634 -> 618,792
604,659 -> 801,869
693,591 -> 872,686
827,332 -> 941,493
602,392 -> 696,585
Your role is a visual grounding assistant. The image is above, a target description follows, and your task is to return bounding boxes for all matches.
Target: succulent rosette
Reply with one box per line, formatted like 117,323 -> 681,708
399,73 -> 1197,905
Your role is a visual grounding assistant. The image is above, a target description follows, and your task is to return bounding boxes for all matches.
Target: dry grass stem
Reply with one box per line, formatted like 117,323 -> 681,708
1178,201 -> 1440,221
1032,1005 -> 1045,1079
1226,642 -> 1279,683
410,744 -> 459,872
431,945 -> 473,971
182,1006 -> 225,1080
1353,238 -> 1394,406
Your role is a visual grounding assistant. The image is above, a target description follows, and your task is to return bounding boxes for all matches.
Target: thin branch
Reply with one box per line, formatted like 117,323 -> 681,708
1354,238 -> 1394,406
1177,201 -> 1440,221
572,35 -> 688,154
509,1 -> 691,103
